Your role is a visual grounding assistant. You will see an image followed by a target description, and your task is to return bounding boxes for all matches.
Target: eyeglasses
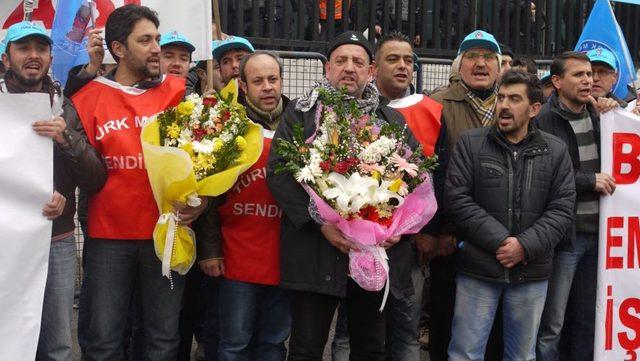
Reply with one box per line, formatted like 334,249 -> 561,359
592,69 -> 616,78
464,52 -> 497,62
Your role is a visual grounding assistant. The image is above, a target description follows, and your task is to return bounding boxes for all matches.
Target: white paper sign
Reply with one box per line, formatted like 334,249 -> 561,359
595,109 -> 640,360
0,93 -> 53,361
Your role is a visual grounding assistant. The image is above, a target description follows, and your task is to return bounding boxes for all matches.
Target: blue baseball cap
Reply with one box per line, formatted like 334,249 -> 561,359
0,40 -> 6,55
587,47 -> 617,72
211,36 -> 254,62
458,30 -> 501,56
211,40 -> 221,56
3,21 -> 52,52
160,31 -> 195,53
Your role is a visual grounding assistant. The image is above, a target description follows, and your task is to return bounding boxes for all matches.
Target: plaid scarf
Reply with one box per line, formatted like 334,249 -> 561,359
295,79 -> 380,114
461,82 -> 497,127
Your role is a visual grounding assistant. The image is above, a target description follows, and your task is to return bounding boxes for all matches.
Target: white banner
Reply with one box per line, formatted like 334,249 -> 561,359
595,108 -> 640,360
0,0 -> 212,62
0,93 -> 53,360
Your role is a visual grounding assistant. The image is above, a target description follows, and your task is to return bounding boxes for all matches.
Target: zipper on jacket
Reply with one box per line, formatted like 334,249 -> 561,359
526,157 -> 534,190
505,152 -> 515,284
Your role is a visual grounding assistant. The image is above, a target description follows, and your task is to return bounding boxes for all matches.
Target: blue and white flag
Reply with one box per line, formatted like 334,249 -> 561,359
575,0 -> 637,99
50,0 -> 93,87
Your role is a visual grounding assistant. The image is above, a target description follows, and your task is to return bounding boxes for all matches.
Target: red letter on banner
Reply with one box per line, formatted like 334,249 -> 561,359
607,217 -> 624,269
629,217 -> 640,269
618,298 -> 640,354
613,133 -> 640,185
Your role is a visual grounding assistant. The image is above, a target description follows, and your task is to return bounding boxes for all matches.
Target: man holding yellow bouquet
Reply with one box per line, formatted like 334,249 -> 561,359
194,51 -> 291,361
70,5 -> 207,361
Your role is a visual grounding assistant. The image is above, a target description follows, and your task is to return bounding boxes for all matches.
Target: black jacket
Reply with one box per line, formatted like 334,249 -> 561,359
534,92 -> 601,248
266,97 -> 417,298
445,125 -> 576,283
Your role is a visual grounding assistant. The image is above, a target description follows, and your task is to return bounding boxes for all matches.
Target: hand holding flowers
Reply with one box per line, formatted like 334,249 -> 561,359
275,87 -> 438,309
141,80 -> 263,279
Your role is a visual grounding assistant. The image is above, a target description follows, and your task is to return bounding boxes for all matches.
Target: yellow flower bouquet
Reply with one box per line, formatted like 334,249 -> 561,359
141,80 -> 263,279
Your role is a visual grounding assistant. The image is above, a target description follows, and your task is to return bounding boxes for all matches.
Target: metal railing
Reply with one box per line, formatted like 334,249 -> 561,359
217,0 -> 640,62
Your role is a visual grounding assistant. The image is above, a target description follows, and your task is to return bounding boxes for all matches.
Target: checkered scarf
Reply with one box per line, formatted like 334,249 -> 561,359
461,82 -> 497,127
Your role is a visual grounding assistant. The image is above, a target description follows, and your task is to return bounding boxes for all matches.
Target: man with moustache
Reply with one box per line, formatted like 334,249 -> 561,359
267,31 -> 414,361
535,51 -> 618,361
587,47 -> 627,107
445,69 -> 575,361
196,51 -> 291,361
428,30 -> 502,361
70,5 -> 206,361
1,21 -> 106,361
375,31 -> 446,361
212,36 -> 255,86
65,29 -> 197,95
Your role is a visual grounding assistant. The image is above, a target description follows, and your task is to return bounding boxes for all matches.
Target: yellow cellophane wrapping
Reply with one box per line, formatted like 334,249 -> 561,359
141,81 -> 263,275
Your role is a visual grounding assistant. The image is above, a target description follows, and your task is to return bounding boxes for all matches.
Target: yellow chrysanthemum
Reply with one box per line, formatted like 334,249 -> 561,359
371,170 -> 381,181
194,153 -> 215,172
235,136 -> 247,150
213,138 -> 224,152
177,101 -> 195,116
167,123 -> 181,139
388,178 -> 403,193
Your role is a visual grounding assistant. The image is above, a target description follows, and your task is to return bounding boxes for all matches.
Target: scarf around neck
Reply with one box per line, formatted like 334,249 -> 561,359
2,70 -> 60,106
295,79 -> 380,114
245,95 -> 284,130
461,81 -> 497,127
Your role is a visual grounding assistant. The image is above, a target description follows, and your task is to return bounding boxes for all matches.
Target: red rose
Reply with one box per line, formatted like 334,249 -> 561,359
333,161 -> 350,174
358,205 -> 380,223
203,97 -> 218,107
222,110 -> 231,121
320,160 -> 331,172
193,128 -> 206,141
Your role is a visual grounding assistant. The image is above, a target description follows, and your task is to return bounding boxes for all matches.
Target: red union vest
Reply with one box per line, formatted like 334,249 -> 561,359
217,131 -> 282,285
72,75 -> 185,239
389,94 -> 443,156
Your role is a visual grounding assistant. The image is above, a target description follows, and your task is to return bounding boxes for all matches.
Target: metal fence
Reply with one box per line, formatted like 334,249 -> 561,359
217,0 -> 640,62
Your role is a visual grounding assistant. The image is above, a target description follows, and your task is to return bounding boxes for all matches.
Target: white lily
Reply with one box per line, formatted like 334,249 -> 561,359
322,172 -> 379,213
360,179 -> 405,207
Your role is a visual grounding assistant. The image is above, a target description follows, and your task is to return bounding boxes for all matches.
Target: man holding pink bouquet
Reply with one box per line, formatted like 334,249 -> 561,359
266,31 -> 436,361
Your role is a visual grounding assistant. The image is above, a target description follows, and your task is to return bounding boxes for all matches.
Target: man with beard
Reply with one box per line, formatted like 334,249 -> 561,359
1,21 -> 106,361
65,28 -> 196,95
70,6 -> 207,361
266,31 -> 414,361
428,30 -> 503,361
535,51 -> 618,361
212,36 -> 255,86
445,70 -> 575,361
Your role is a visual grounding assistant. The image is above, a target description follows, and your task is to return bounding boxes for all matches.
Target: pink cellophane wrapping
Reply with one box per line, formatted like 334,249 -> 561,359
302,176 -> 437,292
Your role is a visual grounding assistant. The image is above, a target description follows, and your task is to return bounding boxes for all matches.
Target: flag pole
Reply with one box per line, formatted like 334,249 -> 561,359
88,0 -> 97,28
208,0 -> 223,91
23,0 -> 35,21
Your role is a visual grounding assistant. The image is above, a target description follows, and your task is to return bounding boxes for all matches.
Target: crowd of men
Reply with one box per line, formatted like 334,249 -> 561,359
3,3 -> 636,361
